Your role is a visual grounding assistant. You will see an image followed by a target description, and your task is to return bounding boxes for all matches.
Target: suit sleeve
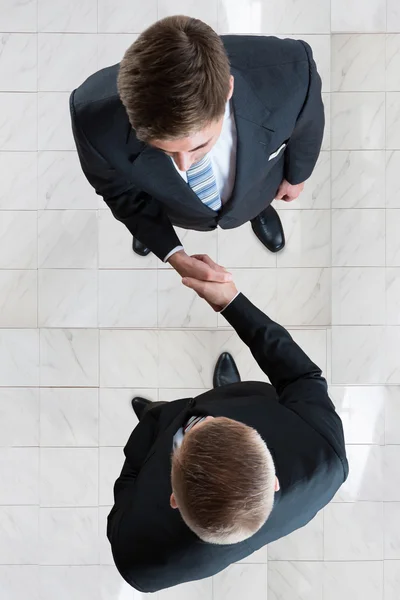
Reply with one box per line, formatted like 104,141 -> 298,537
69,92 -> 182,261
222,293 -> 348,476
284,40 -> 325,186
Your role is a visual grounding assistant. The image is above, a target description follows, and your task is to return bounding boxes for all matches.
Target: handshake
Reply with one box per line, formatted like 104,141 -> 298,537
168,250 -> 237,312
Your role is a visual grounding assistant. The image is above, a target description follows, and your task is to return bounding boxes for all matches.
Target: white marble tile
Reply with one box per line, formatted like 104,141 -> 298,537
268,561 -> 323,600
387,0 -> 400,32
268,512 -> 323,560
0,93 -> 37,150
217,223 -> 276,268
0,211 -> 37,269
38,210 -> 97,268
331,93 -> 385,150
38,0 -> 97,32
158,269 -> 217,328
99,506 -> 113,565
0,388 -> 39,446
100,330 -> 158,388
40,507 -> 98,565
213,564 -> 267,600
40,448 -> 98,507
211,328 -> 269,383
333,445 -> 383,502
99,447 -> 124,506
332,326 -> 386,385
39,269 -> 97,328
39,566 -> 100,600
99,565 -> 135,600
331,0 -> 386,32
0,448 -> 39,504
158,576 -> 213,600
387,268 -> 400,324
331,34 -> 385,92
332,209 -> 385,267
38,92 -> 75,150
386,93 -> 400,149
99,270 -> 157,328
97,34 -> 138,70
0,152 -> 37,210
386,35 -> 400,91
0,0 -> 37,32
0,270 -> 37,328
99,388 -> 149,446
0,33 -> 37,92
40,388 -> 98,447
383,446 -> 400,501
321,92 -> 330,151
276,268 -> 331,326
332,267 -> 386,325
324,561 -> 383,600
276,210 -> 330,268
385,387 -> 400,443
159,228 -> 218,270
332,151 -> 385,209
159,0 -> 218,29
236,546 -> 268,564
384,503 -> 400,558
40,328 -> 99,387
324,502 -> 383,560
38,33 -> 98,92
218,269 -> 278,327
381,326 -> 400,384
384,560 -> 400,600
386,210 -> 400,266
159,330 -> 225,388
98,210 -> 158,269
220,0 -> 330,34
330,386 -> 385,445
277,152 -> 331,210
386,151 -> 400,208
0,566 -> 39,600
97,0 -> 157,33
0,506 -> 38,564
38,151 -> 98,210
0,329 -> 39,387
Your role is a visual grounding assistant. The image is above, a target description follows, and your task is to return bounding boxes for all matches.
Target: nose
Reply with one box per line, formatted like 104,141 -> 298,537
174,153 -> 194,172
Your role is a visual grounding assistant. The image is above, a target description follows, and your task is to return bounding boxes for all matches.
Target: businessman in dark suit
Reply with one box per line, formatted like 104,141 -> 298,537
70,15 -> 324,283
107,255 -> 348,593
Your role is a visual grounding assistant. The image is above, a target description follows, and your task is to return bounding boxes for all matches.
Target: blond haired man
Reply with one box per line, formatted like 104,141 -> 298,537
107,257 -> 348,592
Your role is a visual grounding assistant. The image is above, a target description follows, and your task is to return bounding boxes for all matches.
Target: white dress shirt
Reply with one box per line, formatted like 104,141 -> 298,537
164,101 -> 237,262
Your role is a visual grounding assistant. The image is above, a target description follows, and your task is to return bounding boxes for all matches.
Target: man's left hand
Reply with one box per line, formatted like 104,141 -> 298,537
275,179 -> 304,202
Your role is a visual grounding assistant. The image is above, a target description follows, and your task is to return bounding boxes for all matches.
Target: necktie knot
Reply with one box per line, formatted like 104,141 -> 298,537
186,154 -> 222,212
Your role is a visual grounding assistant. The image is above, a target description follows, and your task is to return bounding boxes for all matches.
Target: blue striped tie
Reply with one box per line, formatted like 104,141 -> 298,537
186,154 -> 222,211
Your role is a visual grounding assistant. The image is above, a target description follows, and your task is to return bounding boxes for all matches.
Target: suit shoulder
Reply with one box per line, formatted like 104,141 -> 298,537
223,35 -> 308,70
71,63 -> 121,116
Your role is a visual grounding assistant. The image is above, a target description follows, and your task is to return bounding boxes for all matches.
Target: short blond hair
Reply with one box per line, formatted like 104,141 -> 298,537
171,417 -> 276,545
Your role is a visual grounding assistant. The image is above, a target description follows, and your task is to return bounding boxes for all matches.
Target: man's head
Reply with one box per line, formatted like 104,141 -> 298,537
117,15 -> 234,171
171,417 -> 279,545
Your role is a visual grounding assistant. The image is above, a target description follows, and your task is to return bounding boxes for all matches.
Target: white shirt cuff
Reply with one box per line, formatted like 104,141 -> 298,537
219,291 -> 240,313
163,245 -> 184,263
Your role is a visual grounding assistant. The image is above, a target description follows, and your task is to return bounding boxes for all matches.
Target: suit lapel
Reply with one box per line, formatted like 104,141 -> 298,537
224,67 -> 276,212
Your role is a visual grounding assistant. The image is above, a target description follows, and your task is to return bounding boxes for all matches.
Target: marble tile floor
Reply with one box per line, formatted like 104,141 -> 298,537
1,1 -> 400,599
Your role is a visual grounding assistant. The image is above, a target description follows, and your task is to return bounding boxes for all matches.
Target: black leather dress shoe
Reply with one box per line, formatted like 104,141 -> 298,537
132,236 -> 151,257
251,204 -> 285,253
213,352 -> 241,388
131,396 -> 153,420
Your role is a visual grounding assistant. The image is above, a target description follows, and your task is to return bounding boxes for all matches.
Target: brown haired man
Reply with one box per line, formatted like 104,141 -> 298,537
107,257 -> 348,593
70,16 -> 324,282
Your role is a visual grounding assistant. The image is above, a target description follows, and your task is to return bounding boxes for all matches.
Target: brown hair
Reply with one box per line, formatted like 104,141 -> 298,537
171,417 -> 276,545
117,15 -> 231,142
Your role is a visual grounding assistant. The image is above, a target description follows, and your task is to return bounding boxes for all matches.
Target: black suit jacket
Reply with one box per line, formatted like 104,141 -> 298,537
70,35 -> 324,260
107,294 -> 348,593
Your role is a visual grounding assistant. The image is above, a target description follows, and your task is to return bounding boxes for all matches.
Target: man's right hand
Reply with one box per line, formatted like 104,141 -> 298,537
168,250 -> 232,283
